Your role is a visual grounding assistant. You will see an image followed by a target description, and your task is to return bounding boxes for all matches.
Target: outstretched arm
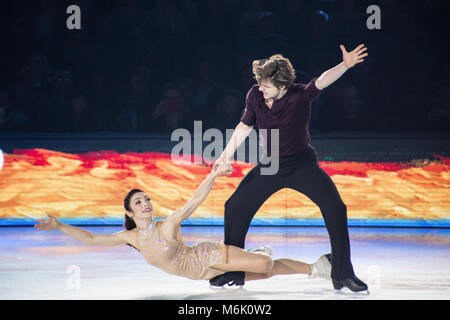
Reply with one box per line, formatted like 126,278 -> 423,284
165,162 -> 232,226
315,44 -> 368,90
212,121 -> 254,176
35,214 -> 129,246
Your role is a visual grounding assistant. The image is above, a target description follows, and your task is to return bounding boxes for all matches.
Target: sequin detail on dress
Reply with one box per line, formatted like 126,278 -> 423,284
137,220 -> 226,280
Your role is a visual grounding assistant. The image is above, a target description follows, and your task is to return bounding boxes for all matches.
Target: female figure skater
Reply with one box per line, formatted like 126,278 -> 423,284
34,162 -> 331,283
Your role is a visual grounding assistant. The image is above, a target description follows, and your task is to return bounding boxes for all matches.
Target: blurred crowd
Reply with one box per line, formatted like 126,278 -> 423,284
0,0 -> 449,134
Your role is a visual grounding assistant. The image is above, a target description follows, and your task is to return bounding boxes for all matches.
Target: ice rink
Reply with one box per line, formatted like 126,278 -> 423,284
1,226 -> 449,300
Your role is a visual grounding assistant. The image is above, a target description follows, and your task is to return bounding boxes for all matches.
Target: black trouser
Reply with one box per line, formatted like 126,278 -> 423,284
224,145 -> 355,280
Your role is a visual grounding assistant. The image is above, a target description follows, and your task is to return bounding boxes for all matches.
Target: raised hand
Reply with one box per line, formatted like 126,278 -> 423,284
34,214 -> 60,231
340,44 -> 368,69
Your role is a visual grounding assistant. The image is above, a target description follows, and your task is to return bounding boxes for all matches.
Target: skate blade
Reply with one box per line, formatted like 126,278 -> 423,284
209,284 -> 245,291
209,285 -> 226,291
334,288 -> 370,295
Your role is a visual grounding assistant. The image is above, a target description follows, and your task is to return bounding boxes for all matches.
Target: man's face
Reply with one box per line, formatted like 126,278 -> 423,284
259,80 -> 284,100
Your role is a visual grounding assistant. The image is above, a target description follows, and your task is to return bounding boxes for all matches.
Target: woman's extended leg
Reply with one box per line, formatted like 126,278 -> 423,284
245,258 -> 312,281
212,245 -> 274,274
212,245 -> 313,281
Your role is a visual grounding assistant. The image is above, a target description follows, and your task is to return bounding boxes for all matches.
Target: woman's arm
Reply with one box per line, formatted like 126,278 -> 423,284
35,214 -> 129,246
165,163 -> 232,226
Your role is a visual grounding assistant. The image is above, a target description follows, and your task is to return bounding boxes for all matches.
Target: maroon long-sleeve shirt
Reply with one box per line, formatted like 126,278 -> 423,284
240,78 -> 322,157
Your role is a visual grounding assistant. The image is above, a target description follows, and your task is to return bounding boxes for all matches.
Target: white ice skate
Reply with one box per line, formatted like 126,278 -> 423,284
309,253 -> 332,280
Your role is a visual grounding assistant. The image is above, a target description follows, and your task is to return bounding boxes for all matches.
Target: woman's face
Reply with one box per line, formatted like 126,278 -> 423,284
127,192 -> 154,220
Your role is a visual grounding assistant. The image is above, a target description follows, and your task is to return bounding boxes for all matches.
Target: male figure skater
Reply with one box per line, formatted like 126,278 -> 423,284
210,44 -> 369,292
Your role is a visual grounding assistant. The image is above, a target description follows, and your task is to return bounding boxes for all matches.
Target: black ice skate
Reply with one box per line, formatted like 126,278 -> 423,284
332,275 -> 369,293
209,271 -> 245,287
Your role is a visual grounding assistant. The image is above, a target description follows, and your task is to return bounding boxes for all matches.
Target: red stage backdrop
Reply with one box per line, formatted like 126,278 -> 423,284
0,149 -> 449,227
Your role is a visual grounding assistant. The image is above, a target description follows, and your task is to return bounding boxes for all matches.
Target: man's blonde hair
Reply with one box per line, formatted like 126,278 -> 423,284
252,54 -> 296,89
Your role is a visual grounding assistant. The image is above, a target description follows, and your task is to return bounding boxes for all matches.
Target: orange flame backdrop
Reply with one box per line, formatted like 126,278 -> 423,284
0,149 -> 449,227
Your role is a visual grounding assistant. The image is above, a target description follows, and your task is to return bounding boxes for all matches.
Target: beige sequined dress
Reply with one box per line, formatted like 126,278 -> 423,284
136,220 -> 227,280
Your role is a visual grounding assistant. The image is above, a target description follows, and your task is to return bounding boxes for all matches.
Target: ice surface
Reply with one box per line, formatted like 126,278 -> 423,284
0,226 -> 449,300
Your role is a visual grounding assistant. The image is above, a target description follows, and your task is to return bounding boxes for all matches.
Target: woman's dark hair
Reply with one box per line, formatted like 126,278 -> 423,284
124,214 -> 136,231
123,188 -> 144,230
123,188 -> 144,250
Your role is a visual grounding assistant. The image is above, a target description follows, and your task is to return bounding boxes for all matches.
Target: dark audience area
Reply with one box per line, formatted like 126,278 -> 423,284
0,0 -> 449,134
